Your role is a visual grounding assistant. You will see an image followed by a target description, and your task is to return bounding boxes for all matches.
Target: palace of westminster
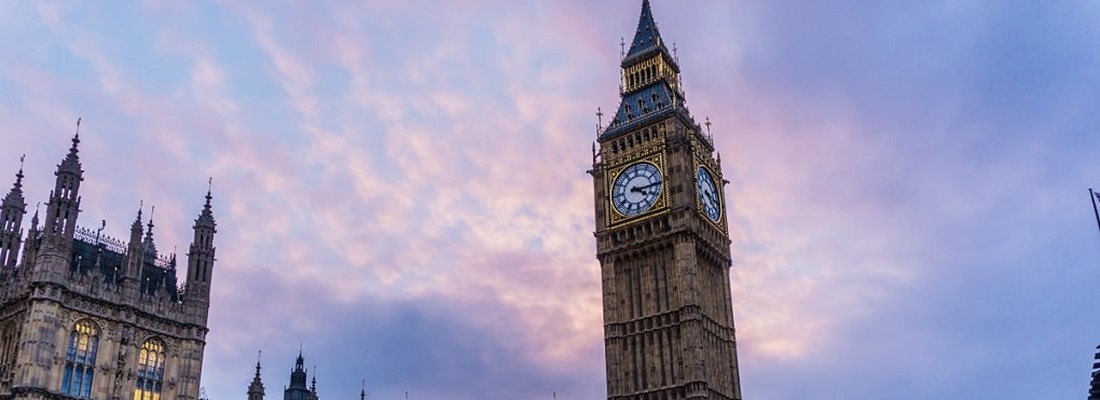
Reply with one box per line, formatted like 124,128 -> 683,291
0,2 -> 744,399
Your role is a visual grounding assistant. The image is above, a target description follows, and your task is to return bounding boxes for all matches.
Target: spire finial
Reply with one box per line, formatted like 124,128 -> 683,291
13,154 -> 24,190
71,117 -> 82,153
620,37 -> 626,60
147,205 -> 155,232
206,177 -> 213,207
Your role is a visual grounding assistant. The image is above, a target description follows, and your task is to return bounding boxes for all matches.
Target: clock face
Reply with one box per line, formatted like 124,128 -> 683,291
696,166 -> 721,222
611,162 -> 663,217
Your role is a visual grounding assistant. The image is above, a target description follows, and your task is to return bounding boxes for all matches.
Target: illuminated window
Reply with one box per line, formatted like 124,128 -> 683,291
133,338 -> 166,400
61,320 -> 99,398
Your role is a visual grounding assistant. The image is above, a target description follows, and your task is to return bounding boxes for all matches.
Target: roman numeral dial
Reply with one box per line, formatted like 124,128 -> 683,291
611,161 -> 663,218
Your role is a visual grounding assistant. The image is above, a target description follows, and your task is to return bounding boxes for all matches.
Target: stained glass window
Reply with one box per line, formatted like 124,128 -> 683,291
133,338 -> 166,400
61,320 -> 99,398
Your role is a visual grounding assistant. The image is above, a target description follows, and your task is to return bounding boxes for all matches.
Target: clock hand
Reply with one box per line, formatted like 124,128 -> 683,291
631,181 -> 662,193
705,191 -> 719,203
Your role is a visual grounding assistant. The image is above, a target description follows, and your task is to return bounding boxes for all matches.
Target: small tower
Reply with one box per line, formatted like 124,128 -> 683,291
283,352 -> 311,400
0,159 -> 27,276
43,125 -> 84,242
185,184 -> 217,322
124,205 -> 144,281
248,354 -> 266,400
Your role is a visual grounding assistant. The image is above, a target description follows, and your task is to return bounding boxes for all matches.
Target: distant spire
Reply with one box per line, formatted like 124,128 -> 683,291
3,155 -> 26,208
196,179 -> 216,228
14,154 -> 24,190
360,380 -> 365,400
71,117 -> 81,153
132,201 -> 144,229
146,205 -> 155,236
30,203 -> 40,229
57,118 -> 83,175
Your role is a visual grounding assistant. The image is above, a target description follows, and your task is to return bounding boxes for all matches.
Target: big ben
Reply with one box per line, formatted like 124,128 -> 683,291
591,1 -> 742,400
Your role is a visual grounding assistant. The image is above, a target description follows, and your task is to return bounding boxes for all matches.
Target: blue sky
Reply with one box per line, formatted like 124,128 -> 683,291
2,1 -> 1099,399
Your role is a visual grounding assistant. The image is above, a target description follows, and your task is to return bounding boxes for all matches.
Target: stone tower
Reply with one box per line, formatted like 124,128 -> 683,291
282,353 -> 318,400
0,123 -> 217,400
591,2 -> 742,399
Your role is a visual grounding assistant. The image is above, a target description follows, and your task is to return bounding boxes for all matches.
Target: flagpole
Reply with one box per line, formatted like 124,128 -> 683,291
1091,189 -> 1100,235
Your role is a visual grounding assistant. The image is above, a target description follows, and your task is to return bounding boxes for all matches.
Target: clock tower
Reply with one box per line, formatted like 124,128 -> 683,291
591,1 -> 743,399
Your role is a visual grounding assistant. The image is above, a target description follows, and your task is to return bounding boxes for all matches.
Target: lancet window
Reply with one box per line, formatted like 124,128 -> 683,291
61,320 -> 99,398
133,338 -> 166,400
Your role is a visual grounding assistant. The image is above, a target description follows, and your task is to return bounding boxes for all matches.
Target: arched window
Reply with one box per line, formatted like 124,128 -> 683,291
133,338 -> 166,400
61,320 -> 99,398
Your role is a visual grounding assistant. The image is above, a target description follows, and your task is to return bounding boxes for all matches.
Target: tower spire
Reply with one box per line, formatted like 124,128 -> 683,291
45,117 -> 85,239
14,155 -> 24,190
248,350 -> 266,400
1,156 -> 28,272
623,0 -> 668,62
602,0 -> 687,139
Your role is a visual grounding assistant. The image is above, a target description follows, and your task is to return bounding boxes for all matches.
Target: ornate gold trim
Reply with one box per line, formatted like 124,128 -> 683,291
607,153 -> 668,227
693,160 -> 728,231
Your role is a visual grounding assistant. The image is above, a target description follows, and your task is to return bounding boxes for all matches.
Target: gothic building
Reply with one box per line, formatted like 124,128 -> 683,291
591,1 -> 742,399
245,353 -> 335,400
0,126 -> 217,400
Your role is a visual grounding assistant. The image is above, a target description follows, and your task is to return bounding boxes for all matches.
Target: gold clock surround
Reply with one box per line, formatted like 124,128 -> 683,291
606,153 -> 669,227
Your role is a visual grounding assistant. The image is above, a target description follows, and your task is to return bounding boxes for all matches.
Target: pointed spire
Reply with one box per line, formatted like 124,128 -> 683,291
145,206 -> 156,242
256,350 -> 263,376
14,154 -> 24,191
248,350 -> 266,400
58,118 -> 83,174
71,117 -> 81,153
196,178 -> 216,228
132,201 -> 144,232
142,205 -> 158,258
30,203 -> 39,230
3,156 -> 26,208
624,0 -> 668,62
360,380 -> 365,400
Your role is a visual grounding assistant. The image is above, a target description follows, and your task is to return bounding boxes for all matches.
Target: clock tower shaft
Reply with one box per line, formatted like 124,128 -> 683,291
591,2 -> 742,400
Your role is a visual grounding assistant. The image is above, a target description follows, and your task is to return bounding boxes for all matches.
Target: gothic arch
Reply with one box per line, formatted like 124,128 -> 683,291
134,337 -> 167,400
61,319 -> 100,398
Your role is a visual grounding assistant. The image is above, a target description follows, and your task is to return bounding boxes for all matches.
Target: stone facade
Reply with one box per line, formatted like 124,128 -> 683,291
0,129 -> 216,400
591,2 -> 742,399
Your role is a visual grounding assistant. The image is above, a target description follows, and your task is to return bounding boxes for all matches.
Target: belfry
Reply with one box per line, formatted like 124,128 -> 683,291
591,1 -> 743,399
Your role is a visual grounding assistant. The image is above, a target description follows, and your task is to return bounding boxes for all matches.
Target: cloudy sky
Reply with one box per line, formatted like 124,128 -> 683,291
2,0 -> 1100,399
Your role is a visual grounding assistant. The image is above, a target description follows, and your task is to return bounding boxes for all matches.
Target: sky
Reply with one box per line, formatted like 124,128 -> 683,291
1,0 -> 1099,399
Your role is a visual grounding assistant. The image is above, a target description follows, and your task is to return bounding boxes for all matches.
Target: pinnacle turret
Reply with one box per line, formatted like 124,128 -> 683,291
44,119 -> 85,238
186,184 -> 217,301
1,158 -> 28,271
143,207 -> 158,260
248,352 -> 266,400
